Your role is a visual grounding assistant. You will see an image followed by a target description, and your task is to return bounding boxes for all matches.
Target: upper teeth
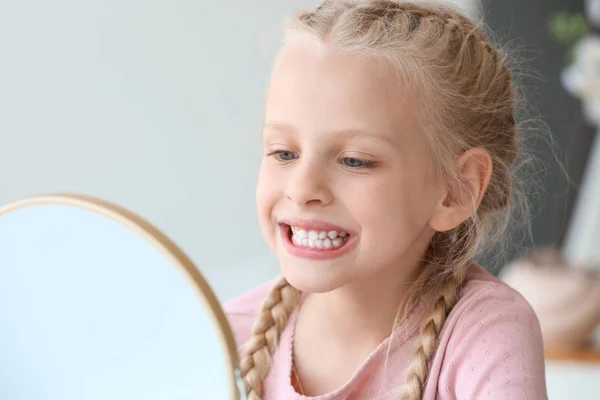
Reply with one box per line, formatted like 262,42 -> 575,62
290,227 -> 349,250
292,227 -> 348,239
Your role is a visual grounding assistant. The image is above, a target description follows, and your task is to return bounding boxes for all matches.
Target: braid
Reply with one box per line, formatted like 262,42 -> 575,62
240,276 -> 300,399
401,220 -> 477,399
401,268 -> 463,399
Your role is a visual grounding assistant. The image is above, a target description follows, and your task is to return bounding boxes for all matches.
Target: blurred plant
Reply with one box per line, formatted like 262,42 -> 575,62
549,12 -> 589,63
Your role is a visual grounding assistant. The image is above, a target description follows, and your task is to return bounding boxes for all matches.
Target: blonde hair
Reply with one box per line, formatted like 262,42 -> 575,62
241,1 -> 528,399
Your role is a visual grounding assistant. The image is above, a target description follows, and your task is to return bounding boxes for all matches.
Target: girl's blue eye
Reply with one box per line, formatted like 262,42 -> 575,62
273,150 -> 298,161
342,157 -> 365,168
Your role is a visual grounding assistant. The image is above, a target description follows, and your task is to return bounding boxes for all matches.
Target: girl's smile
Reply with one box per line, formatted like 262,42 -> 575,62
277,218 -> 356,261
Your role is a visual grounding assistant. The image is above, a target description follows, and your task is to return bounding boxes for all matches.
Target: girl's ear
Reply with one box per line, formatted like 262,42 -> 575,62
428,148 -> 493,232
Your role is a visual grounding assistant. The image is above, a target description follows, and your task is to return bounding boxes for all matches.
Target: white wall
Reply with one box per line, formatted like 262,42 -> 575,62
448,0 -> 480,18
0,0 -> 321,301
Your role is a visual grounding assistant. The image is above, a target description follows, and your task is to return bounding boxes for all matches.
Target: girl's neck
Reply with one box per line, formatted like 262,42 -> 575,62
299,258 -> 425,348
290,258 -> 427,396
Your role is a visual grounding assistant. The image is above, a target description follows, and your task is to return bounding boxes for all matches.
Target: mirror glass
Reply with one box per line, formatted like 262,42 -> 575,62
0,198 -> 240,399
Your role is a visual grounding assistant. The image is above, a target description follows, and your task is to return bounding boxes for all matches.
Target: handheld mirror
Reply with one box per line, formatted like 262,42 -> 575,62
0,193 -> 245,400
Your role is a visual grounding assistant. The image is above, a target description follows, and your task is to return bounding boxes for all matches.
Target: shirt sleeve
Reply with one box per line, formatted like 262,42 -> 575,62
439,287 -> 548,400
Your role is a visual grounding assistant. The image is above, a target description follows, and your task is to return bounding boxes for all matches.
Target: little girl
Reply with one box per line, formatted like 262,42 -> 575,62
225,1 -> 548,399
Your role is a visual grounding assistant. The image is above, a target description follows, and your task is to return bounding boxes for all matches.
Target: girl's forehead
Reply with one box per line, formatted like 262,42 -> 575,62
265,44 -> 422,145
271,43 -> 396,91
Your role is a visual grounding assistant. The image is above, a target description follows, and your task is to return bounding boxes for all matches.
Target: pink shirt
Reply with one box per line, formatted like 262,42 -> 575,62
225,265 -> 548,399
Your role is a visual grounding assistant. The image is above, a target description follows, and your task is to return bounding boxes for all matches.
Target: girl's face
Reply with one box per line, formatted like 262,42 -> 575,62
257,43 -> 443,293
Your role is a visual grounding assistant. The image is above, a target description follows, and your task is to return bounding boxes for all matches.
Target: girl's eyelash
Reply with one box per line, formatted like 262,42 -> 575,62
340,157 -> 378,169
266,149 -> 298,161
266,149 -> 289,156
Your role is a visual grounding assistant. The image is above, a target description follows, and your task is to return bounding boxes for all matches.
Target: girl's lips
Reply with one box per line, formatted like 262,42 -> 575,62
278,223 -> 356,260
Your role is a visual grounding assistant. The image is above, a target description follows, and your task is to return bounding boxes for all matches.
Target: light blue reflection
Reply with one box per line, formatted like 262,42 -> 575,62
0,204 -> 229,399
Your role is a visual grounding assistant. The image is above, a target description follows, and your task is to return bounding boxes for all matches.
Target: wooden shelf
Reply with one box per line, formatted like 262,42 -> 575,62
545,345 -> 600,363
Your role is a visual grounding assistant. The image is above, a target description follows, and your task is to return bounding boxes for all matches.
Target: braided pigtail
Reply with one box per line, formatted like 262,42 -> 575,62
240,276 -> 300,400
401,220 -> 478,399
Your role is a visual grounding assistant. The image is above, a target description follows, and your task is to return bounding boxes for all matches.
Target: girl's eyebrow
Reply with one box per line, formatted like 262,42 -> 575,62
263,121 -> 396,146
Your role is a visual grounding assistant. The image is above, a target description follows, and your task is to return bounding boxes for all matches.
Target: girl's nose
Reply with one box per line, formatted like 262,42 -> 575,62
284,161 -> 333,207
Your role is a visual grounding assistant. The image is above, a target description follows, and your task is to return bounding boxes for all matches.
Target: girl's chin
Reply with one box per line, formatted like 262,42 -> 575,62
279,261 -> 351,294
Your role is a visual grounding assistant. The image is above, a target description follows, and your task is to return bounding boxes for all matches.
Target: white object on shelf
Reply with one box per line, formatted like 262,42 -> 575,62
546,361 -> 600,399
561,35 -> 600,126
586,0 -> 600,28
563,130 -> 600,268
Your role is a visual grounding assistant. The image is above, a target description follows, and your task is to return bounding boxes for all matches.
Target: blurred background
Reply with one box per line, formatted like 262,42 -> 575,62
1,0 -> 600,398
